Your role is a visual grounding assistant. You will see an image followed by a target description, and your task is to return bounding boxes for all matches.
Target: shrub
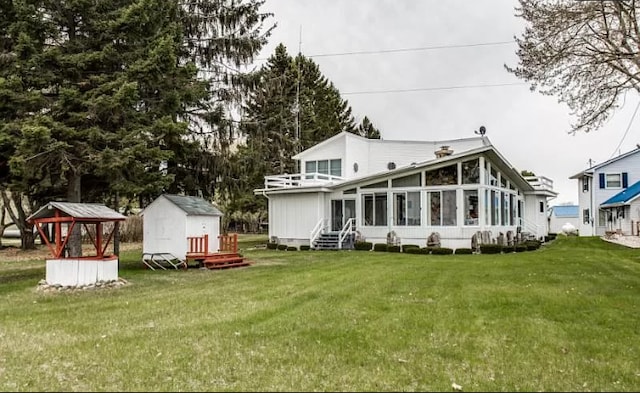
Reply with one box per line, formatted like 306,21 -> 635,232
277,244 -> 288,251
515,245 -> 527,252
454,248 -> 473,255
404,247 -> 422,254
299,245 -> 311,251
431,247 -> 453,255
387,245 -> 401,253
480,244 -> 503,254
286,246 -> 298,251
266,242 -> 278,250
419,247 -> 432,255
502,246 -> 516,253
402,244 -> 420,253
354,241 -> 373,251
525,240 -> 541,251
373,243 -> 388,252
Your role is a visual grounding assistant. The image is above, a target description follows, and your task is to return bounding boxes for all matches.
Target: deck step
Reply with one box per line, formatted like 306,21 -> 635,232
204,261 -> 251,269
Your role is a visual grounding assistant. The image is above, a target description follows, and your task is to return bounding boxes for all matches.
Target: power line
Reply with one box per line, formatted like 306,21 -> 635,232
307,40 -> 516,58
610,100 -> 640,159
342,82 -> 526,96
254,40 -> 516,61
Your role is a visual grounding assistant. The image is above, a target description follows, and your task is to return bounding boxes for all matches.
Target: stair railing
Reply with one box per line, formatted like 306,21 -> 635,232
338,218 -> 355,249
310,218 -> 328,248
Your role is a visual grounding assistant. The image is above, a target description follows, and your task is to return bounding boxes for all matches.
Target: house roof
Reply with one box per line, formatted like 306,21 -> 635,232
600,180 -> 640,208
570,147 -> 640,179
551,205 -> 579,217
161,194 -> 223,216
27,201 -> 126,222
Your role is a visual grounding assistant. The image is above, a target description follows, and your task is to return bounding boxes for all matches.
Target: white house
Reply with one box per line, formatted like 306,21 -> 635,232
548,204 -> 580,234
255,132 -> 557,250
141,194 -> 223,260
571,147 -> 640,236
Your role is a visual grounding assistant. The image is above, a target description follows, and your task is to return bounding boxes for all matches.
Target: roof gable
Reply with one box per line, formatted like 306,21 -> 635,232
571,148 -> 640,178
27,202 -> 126,222
161,194 -> 223,216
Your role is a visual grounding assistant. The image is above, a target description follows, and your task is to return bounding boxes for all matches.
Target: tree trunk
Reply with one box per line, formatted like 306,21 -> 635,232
66,171 -> 83,257
0,190 -> 36,250
113,192 -> 120,256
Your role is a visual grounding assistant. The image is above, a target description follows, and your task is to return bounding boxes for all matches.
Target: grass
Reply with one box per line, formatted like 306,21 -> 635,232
0,235 -> 639,391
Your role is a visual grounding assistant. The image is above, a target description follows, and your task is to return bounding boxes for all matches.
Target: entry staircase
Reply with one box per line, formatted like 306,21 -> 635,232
310,218 -> 356,250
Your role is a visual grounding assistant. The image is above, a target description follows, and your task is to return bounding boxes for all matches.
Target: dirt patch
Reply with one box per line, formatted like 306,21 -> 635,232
0,242 -> 142,262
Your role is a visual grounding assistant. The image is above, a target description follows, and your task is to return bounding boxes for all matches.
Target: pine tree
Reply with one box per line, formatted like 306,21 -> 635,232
355,116 -> 381,139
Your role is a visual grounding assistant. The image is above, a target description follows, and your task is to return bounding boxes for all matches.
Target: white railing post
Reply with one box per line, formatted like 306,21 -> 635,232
310,218 -> 327,248
338,218 -> 355,250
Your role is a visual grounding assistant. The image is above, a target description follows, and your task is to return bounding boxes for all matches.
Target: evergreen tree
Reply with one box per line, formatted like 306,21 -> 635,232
228,44 -> 381,229
0,0 -> 273,249
355,116 -> 381,139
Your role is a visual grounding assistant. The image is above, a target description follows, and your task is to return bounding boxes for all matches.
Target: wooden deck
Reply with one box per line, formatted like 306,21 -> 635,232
185,234 -> 251,270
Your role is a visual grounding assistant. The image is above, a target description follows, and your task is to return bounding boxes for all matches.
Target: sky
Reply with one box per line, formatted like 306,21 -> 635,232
249,0 -> 640,206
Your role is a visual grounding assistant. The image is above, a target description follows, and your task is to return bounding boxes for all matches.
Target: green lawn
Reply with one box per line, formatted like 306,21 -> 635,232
1,236 -> 639,392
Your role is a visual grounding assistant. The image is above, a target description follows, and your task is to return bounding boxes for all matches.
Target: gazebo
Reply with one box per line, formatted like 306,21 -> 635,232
27,201 -> 126,286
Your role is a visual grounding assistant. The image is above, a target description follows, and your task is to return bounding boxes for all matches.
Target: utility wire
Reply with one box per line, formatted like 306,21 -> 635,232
307,40 -> 516,58
610,100 -> 640,159
254,40 -> 516,61
342,82 -> 526,96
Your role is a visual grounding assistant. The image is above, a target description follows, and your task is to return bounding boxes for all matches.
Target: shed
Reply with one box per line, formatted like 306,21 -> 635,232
26,201 -> 127,286
548,204 -> 580,234
140,194 -> 223,260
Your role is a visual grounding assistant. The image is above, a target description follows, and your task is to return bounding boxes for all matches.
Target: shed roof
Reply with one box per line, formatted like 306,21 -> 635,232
600,180 -> 640,208
161,194 -> 223,216
27,201 -> 126,222
551,205 -> 579,217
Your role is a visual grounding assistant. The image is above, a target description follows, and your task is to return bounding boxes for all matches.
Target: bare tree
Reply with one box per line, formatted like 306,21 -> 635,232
506,0 -> 640,134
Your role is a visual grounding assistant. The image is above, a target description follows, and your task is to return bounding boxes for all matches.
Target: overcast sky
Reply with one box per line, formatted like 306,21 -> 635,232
250,0 -> 640,206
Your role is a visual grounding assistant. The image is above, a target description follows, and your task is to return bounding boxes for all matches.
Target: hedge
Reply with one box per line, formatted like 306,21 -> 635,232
354,241 -> 373,251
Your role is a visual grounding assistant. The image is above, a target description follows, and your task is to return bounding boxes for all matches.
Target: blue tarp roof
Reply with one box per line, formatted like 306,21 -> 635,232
601,180 -> 640,207
552,205 -> 579,217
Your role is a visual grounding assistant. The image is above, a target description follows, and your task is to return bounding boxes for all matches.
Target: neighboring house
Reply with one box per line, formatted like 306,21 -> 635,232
254,132 -> 557,250
548,204 -> 580,234
571,147 -> 640,236
140,194 -> 223,260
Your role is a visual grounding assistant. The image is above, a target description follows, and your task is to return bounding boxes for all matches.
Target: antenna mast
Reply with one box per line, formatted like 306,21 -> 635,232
295,25 -> 302,154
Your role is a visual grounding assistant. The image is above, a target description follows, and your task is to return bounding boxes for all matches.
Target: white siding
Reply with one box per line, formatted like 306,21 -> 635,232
143,197 -> 187,258
186,215 -> 221,253
268,192 -> 327,246
576,176 -> 595,236
549,215 -> 580,234
345,135 -> 370,178
46,257 -> 118,286
524,195 -> 548,240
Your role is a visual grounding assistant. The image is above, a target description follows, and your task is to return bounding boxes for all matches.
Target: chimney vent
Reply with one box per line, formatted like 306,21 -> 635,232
435,145 -> 453,158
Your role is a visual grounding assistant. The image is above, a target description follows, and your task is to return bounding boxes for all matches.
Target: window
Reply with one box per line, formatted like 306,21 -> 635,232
362,180 -> 388,189
330,159 -> 341,176
500,175 -> 507,189
394,192 -> 421,226
362,193 -> 387,226
491,190 -> 498,225
461,159 -> 479,184
464,190 -> 478,226
428,191 -> 456,226
606,173 -> 621,188
426,164 -> 458,186
502,192 -> 510,226
490,167 -> 498,186
305,159 -> 342,177
392,173 -> 421,187
510,194 -> 516,225
582,175 -> 589,192
539,201 -> 544,213
583,209 -> 590,224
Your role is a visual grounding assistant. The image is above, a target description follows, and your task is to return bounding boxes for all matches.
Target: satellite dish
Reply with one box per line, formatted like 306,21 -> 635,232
475,126 -> 486,136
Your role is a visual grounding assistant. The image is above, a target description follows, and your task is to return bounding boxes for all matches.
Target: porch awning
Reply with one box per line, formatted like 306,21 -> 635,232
600,180 -> 640,208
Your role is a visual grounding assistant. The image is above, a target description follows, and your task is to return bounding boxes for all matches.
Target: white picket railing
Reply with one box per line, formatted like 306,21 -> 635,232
264,173 -> 344,189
